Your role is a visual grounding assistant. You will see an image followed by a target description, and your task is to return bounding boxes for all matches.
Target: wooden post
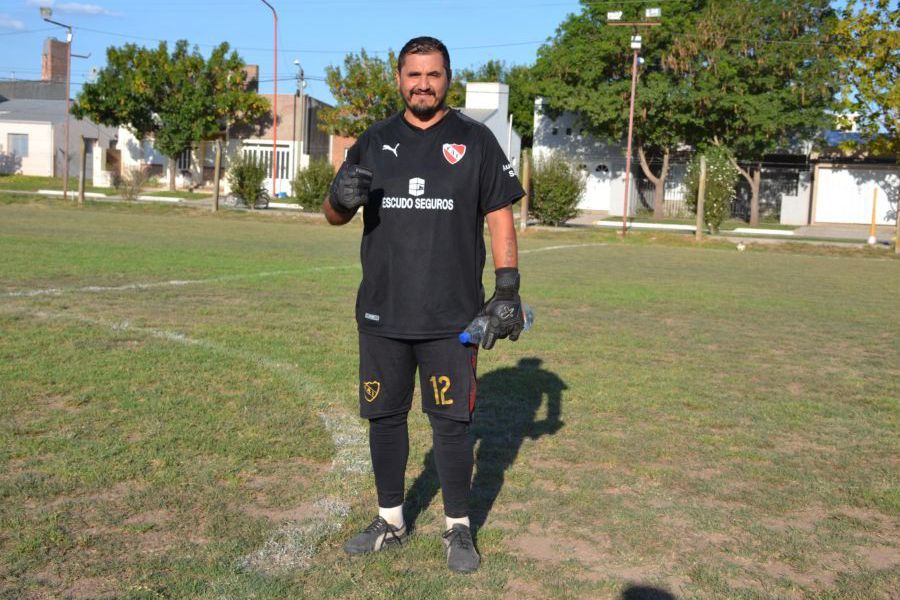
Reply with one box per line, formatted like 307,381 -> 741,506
212,138 -> 222,212
519,148 -> 531,232
694,155 -> 707,241
895,196 -> 900,254
77,135 -> 86,206
867,187 -> 878,245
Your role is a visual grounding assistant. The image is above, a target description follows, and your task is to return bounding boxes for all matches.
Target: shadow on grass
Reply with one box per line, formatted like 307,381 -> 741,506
404,357 -> 566,531
621,585 -> 678,600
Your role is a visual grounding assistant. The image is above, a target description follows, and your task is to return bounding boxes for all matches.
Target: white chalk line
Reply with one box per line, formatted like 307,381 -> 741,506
21,308 -> 367,574
2,265 -> 358,299
5,243 -> 605,300
520,242 -> 607,255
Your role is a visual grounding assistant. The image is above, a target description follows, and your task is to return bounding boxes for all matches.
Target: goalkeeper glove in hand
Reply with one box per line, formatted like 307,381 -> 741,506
481,267 -> 524,350
329,162 -> 373,214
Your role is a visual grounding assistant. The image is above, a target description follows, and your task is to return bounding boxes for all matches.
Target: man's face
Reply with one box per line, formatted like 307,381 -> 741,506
396,51 -> 449,120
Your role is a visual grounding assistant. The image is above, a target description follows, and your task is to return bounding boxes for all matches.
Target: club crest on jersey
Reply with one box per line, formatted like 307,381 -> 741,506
363,381 -> 381,403
442,143 -> 466,165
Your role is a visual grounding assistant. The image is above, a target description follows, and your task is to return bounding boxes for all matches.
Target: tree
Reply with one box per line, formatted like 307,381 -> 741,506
832,0 -> 899,156
532,1 -> 709,219
667,0 -> 840,224
319,50 -> 402,138
73,41 -> 269,191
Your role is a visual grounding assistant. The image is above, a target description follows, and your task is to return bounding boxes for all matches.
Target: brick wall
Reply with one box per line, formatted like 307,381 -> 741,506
330,135 -> 356,171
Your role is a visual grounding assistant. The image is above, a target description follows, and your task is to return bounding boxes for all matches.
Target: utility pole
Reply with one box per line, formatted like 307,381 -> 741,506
295,59 -> 306,173
608,8 -> 661,237
259,1 -> 278,197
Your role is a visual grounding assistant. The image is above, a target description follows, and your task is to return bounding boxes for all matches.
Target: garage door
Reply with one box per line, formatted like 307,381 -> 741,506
814,166 -> 899,225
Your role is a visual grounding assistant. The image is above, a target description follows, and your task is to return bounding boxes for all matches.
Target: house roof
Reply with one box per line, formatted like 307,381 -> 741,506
0,98 -> 70,124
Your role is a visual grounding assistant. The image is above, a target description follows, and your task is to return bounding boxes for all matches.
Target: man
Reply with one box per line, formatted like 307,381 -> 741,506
323,36 -> 525,574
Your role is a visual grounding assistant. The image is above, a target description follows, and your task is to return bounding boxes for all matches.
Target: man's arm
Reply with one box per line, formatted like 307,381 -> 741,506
485,205 -> 518,268
322,197 -> 355,226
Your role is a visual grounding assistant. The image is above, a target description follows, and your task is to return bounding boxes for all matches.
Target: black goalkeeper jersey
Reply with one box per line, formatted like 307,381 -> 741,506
345,109 -> 524,339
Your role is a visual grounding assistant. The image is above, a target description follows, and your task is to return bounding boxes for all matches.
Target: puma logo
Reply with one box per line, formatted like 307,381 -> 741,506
382,143 -> 399,157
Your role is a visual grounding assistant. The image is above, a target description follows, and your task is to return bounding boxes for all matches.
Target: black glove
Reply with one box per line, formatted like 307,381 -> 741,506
329,162 -> 373,214
481,267 -> 524,350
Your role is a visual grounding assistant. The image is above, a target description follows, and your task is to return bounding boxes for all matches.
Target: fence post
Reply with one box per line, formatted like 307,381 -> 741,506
519,148 -> 531,232
77,135 -> 86,206
694,155 -> 707,241
212,138 -> 222,212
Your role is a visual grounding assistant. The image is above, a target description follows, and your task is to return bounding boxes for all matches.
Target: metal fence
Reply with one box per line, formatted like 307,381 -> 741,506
628,161 -> 809,221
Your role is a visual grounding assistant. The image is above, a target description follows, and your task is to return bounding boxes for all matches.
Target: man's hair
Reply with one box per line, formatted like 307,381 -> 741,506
397,36 -> 451,79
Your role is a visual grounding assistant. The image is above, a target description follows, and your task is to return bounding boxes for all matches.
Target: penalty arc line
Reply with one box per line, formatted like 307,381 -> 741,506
22,308 -> 368,574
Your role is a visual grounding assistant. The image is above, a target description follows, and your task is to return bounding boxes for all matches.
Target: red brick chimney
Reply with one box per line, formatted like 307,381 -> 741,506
41,37 -> 69,82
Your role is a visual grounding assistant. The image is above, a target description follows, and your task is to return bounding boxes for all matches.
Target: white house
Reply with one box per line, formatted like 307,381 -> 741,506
460,82 -> 521,173
0,98 -> 115,178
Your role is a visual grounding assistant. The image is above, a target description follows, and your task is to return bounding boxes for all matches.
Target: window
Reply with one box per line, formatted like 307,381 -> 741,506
551,127 -> 558,135
8,133 -> 28,157
566,128 -> 572,135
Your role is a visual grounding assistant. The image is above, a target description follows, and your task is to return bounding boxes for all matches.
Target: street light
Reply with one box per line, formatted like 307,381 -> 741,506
259,1 -> 278,197
608,7 -> 661,236
40,6 -> 73,202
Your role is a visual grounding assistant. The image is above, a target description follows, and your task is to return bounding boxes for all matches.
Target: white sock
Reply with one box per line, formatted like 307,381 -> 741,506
378,505 -> 405,529
445,515 -> 470,531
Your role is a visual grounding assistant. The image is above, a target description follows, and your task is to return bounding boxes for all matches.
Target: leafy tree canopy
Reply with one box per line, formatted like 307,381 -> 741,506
667,0 -> 840,159
833,0 -> 899,156
318,49 -> 402,138
73,40 -> 269,162
532,1 -> 708,152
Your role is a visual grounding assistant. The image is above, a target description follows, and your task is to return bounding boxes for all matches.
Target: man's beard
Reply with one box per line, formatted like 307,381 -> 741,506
405,90 -> 446,120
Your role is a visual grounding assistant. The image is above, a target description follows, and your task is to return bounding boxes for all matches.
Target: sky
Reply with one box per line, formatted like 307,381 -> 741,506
0,0 -> 585,103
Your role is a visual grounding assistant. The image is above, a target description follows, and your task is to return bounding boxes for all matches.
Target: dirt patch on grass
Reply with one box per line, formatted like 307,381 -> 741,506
858,545 -> 900,571
501,576 -> 547,600
63,576 -> 118,599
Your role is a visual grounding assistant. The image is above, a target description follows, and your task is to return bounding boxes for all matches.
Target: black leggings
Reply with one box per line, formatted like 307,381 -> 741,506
369,412 -> 473,518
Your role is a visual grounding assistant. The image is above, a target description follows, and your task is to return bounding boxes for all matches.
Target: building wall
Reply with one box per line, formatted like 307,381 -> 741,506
533,97 -> 631,214
812,164 -> 900,225
0,121 -> 54,176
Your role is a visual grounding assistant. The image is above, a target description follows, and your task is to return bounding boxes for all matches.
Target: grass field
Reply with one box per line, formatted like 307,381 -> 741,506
1,195 -> 897,599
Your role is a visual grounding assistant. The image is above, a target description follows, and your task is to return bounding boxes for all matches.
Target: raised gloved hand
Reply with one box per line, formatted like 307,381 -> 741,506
329,162 -> 373,214
481,267 -> 524,350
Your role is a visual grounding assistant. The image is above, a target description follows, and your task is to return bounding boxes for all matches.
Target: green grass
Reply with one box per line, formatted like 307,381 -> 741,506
0,174 -> 116,195
1,194 -> 897,599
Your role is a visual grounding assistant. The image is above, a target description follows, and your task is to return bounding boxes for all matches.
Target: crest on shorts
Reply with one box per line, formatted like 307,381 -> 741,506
442,143 -> 466,165
363,380 -> 381,403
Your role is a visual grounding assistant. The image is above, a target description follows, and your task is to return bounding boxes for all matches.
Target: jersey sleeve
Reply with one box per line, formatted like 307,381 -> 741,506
344,130 -> 369,166
478,129 -> 525,215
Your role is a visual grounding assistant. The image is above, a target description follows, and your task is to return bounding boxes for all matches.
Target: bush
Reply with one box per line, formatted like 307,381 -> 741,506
530,152 -> 585,226
685,145 -> 740,234
292,159 -> 334,212
113,166 -> 148,201
227,152 -> 267,209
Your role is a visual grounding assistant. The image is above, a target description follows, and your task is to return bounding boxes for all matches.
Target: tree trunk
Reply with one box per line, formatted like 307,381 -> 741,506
168,157 -> 176,192
732,160 -> 761,225
749,165 -> 761,225
638,145 -> 670,220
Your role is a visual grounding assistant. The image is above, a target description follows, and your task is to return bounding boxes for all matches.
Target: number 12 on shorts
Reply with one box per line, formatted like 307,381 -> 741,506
430,375 -> 454,405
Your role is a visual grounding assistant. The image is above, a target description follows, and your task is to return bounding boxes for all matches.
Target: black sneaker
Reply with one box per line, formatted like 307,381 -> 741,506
442,524 -> 480,573
343,516 -> 407,555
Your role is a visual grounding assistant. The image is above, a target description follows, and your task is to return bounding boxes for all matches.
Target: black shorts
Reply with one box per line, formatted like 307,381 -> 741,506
358,332 -> 478,422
